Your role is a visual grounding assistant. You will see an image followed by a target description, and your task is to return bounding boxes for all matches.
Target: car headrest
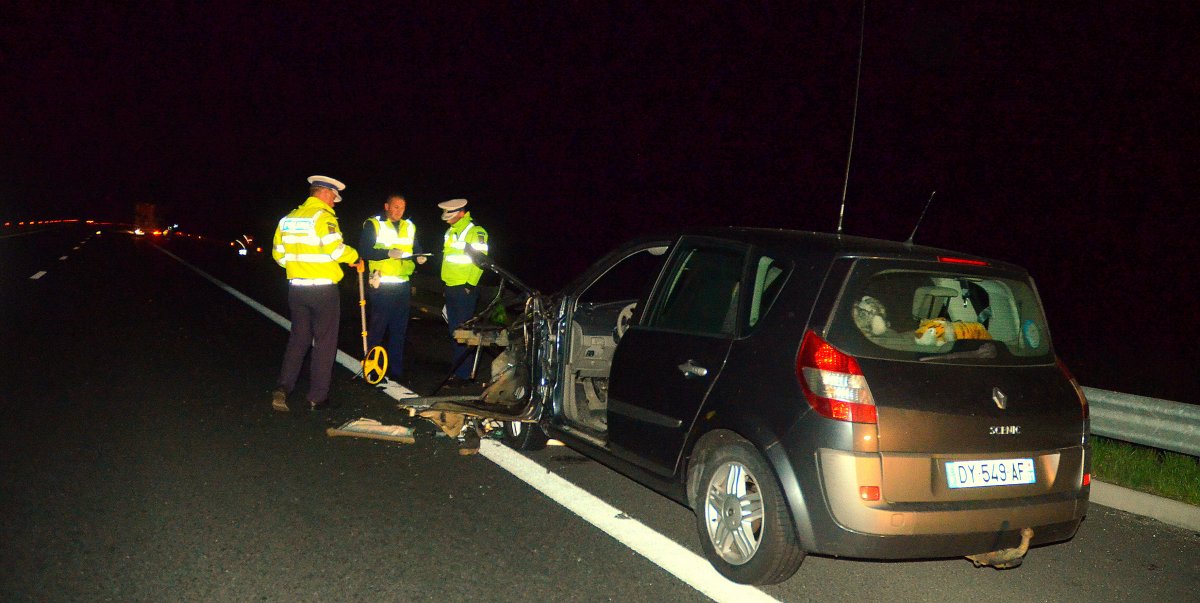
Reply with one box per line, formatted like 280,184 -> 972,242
912,286 -> 960,319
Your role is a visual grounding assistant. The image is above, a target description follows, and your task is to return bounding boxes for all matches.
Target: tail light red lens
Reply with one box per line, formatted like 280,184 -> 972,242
1082,473 -> 1091,487
797,330 -> 877,423
1056,357 -> 1088,419
859,486 -> 881,501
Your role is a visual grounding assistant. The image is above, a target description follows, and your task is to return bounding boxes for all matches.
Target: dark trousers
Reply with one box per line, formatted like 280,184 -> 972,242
367,281 -> 411,380
277,284 -> 340,403
444,284 -> 479,379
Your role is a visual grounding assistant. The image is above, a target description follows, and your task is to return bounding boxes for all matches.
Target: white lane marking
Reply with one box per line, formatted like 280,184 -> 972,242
153,244 -> 417,399
30,271 -> 47,280
73,246 -> 80,250
155,245 -> 290,330
479,441 -> 781,603
372,376 -> 421,400
59,255 -> 68,260
369,346 -> 779,600
154,242 -> 776,602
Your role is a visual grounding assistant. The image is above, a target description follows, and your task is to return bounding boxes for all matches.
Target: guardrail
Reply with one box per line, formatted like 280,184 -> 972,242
1084,387 -> 1200,457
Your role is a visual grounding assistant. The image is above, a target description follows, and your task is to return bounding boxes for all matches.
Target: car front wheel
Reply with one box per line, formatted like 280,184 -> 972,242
501,420 -> 548,451
694,438 -> 805,584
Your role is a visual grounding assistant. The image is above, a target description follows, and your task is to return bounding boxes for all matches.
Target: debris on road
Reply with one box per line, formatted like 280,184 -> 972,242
326,417 -> 416,444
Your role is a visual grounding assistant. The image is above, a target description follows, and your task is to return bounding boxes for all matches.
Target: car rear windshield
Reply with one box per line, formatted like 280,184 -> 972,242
825,260 -> 1053,365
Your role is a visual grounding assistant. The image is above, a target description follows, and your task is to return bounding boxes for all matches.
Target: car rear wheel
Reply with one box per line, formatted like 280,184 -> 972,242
501,420 -> 548,451
694,439 -> 805,584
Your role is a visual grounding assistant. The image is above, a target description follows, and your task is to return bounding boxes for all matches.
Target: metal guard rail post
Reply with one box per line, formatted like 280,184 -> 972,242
1084,386 -> 1200,457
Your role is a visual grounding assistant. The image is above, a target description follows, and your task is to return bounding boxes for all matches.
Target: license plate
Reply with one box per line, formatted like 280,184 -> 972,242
945,458 -> 1036,489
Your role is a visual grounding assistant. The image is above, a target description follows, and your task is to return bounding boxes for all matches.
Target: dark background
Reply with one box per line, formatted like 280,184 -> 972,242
3,2 -> 1197,401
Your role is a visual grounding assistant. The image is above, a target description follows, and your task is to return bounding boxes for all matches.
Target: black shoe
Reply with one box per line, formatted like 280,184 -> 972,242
309,400 -> 330,411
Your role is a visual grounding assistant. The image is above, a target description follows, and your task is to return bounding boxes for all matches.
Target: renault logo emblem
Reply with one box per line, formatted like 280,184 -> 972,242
992,387 -> 1008,410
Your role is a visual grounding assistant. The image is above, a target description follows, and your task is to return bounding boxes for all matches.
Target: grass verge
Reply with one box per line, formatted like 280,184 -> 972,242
1091,436 -> 1200,506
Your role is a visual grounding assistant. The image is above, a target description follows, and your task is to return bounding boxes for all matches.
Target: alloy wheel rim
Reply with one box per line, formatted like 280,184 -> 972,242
702,460 -> 765,565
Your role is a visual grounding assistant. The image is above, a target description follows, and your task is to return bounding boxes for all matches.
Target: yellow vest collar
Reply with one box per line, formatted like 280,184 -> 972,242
303,196 -> 336,215
449,212 -> 473,234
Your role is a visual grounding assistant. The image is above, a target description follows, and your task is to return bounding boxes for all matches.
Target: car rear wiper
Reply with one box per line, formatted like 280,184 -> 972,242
919,342 -> 998,362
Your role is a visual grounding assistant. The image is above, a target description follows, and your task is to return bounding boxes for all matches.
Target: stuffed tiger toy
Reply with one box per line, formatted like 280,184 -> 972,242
915,317 -> 991,346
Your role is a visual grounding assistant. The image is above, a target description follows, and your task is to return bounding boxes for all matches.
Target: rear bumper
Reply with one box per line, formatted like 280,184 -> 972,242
810,518 -> 1083,560
775,446 -> 1088,559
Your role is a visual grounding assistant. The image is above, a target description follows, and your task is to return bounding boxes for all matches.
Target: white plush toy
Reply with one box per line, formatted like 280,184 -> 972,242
852,296 -> 891,336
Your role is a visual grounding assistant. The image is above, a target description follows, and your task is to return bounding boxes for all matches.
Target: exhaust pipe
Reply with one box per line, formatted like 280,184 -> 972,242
966,527 -> 1034,569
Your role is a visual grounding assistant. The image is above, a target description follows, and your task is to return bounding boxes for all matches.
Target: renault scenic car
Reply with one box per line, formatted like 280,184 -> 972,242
412,228 -> 1091,585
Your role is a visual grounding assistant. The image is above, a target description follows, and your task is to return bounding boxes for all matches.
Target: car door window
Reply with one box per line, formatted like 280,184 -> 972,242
647,245 -> 745,336
576,245 -> 670,308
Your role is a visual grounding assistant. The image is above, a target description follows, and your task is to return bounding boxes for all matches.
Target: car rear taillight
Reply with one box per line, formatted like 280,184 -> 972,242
1057,357 -> 1089,419
796,330 -> 877,423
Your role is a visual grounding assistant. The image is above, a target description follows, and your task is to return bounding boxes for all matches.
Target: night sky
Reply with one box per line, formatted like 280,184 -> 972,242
4,3 -> 1197,401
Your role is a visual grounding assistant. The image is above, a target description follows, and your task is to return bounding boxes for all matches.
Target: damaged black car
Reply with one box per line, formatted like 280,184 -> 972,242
402,228 -> 1091,585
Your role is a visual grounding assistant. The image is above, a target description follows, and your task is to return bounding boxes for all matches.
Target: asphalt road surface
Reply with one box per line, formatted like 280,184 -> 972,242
2,223 -> 1197,602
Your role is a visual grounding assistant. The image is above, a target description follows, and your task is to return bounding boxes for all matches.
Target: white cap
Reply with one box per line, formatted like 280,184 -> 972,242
307,175 -> 346,191
437,198 -> 468,221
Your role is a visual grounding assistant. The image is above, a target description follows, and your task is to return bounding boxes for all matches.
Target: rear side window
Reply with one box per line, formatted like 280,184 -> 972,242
827,262 -> 1053,364
748,254 -> 787,328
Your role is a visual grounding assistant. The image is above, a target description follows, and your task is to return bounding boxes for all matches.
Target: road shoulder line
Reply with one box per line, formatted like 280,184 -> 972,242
1091,480 -> 1200,531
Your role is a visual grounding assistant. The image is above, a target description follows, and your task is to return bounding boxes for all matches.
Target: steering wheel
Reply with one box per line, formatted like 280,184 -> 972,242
614,302 -> 636,342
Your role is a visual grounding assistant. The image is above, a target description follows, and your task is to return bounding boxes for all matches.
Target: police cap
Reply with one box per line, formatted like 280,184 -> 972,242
307,175 -> 346,191
438,198 -> 468,220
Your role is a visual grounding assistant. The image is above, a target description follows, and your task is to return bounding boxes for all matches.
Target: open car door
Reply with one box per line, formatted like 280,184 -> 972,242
396,247 -> 549,424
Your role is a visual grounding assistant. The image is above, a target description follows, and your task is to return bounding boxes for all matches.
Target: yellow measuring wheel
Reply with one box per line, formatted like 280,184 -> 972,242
363,345 -> 388,384
356,260 -> 390,384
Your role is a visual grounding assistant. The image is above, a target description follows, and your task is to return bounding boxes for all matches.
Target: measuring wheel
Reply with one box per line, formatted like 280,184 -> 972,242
363,345 -> 388,384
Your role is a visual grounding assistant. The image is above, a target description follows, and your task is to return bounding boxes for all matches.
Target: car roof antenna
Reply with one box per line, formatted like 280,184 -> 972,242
837,0 -> 867,236
905,191 -> 936,245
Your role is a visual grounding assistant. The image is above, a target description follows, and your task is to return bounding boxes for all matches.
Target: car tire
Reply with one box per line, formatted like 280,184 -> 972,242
501,420 -> 548,451
693,438 -> 805,585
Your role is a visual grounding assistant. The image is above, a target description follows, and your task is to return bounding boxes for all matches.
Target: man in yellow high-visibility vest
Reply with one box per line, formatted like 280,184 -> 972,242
358,193 -> 426,382
270,175 -> 361,412
437,198 -> 488,384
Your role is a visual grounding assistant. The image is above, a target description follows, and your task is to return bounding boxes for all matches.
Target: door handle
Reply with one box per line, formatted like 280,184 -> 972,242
677,360 -> 708,378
